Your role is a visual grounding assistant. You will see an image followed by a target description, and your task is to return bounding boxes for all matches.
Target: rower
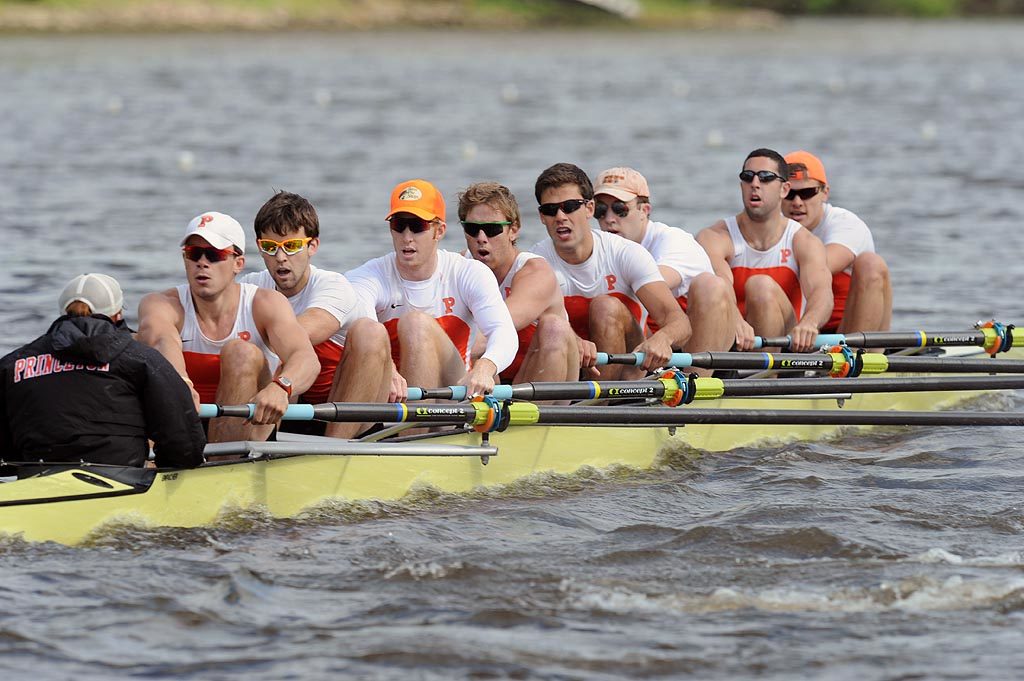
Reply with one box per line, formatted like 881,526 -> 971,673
345,179 -> 518,397
696,148 -> 833,352
530,162 -> 691,380
458,181 -> 580,384
592,166 -> 735,371
138,212 -> 320,443
782,151 -> 892,334
1,274 -> 205,475
241,191 -> 395,439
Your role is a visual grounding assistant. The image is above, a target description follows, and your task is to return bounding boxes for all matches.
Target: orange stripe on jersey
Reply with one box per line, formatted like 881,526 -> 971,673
499,324 -> 537,383
646,295 -> 688,335
732,266 -> 803,319
183,351 -> 222,404
822,271 -> 851,333
385,315 -> 473,368
302,340 -> 344,404
564,293 -> 643,341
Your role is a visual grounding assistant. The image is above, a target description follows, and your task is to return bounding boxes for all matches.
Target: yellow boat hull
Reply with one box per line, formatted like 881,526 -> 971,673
0,377 -> 1006,546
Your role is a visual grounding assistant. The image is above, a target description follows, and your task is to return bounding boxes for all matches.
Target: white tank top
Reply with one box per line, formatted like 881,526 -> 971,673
724,216 -> 805,318
176,282 -> 278,402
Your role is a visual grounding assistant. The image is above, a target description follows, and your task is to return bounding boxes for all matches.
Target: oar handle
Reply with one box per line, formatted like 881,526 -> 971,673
198,404 -> 317,420
753,334 -> 844,350
595,352 -> 695,367
407,385 -> 516,401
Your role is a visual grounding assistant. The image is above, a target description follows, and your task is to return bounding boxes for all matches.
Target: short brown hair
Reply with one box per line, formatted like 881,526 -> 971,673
254,191 -> 320,239
457,182 -> 521,228
534,163 -> 593,204
64,301 -> 93,317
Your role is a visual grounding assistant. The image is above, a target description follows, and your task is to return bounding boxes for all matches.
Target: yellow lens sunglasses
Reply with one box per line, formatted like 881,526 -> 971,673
257,237 -> 313,256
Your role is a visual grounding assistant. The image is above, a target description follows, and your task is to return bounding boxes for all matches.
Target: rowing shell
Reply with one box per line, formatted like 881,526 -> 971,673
1,346 -> 1019,545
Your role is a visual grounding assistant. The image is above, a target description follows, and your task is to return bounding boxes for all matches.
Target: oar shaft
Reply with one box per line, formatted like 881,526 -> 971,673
408,375 -> 1024,403
755,328 -> 1024,350
597,351 -> 1024,374
533,407 -> 1024,427
201,400 -> 1024,429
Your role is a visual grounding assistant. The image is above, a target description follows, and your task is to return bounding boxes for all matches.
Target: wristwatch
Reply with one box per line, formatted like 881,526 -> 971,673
273,375 -> 293,397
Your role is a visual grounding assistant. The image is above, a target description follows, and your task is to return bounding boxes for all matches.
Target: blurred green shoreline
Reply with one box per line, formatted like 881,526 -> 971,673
1,0 -> 1021,33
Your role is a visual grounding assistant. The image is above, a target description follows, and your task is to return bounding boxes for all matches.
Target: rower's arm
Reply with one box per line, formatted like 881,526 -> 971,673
696,223 -> 736,289
137,290 -> 188,378
658,265 -> 682,292
794,228 -> 834,333
637,280 -> 692,350
296,273 -> 363,345
824,242 -> 856,275
504,258 -> 560,331
253,289 -> 320,396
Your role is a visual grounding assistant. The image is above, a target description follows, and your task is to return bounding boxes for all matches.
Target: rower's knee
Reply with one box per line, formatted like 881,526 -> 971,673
219,338 -> 265,376
589,294 -> 631,332
852,252 -> 889,291
744,274 -> 779,308
687,273 -> 731,315
534,313 -> 574,350
346,318 -> 390,364
397,310 -> 440,346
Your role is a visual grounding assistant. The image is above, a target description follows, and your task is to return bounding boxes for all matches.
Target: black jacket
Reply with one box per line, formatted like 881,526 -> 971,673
0,314 -> 206,470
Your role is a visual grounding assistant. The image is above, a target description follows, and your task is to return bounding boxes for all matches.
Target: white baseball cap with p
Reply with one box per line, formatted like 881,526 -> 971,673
180,211 -> 246,254
58,273 -> 124,319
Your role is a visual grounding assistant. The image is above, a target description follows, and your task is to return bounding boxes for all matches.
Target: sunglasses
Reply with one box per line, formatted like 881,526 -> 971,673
389,216 -> 435,234
538,198 -> 589,217
461,221 -> 510,238
257,236 -> 312,256
182,245 -> 237,262
784,186 -> 822,202
594,200 -> 631,220
739,170 -> 785,184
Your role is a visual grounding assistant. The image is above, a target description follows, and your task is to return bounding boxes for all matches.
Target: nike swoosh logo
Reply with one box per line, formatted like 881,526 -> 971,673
390,303 -> 403,309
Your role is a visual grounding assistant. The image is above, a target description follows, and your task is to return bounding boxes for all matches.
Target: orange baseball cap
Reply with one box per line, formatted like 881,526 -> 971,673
785,151 -> 828,185
386,179 -> 446,222
593,167 -> 651,201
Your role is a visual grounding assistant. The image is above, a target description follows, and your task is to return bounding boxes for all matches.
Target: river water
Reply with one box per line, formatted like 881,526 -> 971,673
1,19 -> 1023,679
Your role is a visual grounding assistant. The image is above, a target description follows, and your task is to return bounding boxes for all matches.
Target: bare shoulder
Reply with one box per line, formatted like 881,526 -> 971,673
696,220 -> 731,248
139,288 -> 182,315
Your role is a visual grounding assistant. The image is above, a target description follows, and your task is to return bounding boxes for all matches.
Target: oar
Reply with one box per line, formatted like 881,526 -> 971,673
200,401 -> 1024,429
753,326 -> 1022,351
596,351 -> 1024,375
407,374 -> 1024,403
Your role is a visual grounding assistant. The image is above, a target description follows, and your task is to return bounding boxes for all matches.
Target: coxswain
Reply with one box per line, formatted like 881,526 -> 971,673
1,273 -> 205,475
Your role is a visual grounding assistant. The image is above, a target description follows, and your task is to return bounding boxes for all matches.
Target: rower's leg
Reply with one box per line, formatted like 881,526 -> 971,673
515,312 -> 580,384
208,339 -> 274,443
838,252 -> 892,333
397,311 -> 466,388
396,311 -> 466,434
744,275 -> 796,341
683,273 -> 736,376
589,294 -> 645,381
324,318 -> 392,440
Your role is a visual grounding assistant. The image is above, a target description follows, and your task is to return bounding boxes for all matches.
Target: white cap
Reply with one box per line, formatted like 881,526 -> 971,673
58,273 -> 124,318
180,211 -> 245,254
